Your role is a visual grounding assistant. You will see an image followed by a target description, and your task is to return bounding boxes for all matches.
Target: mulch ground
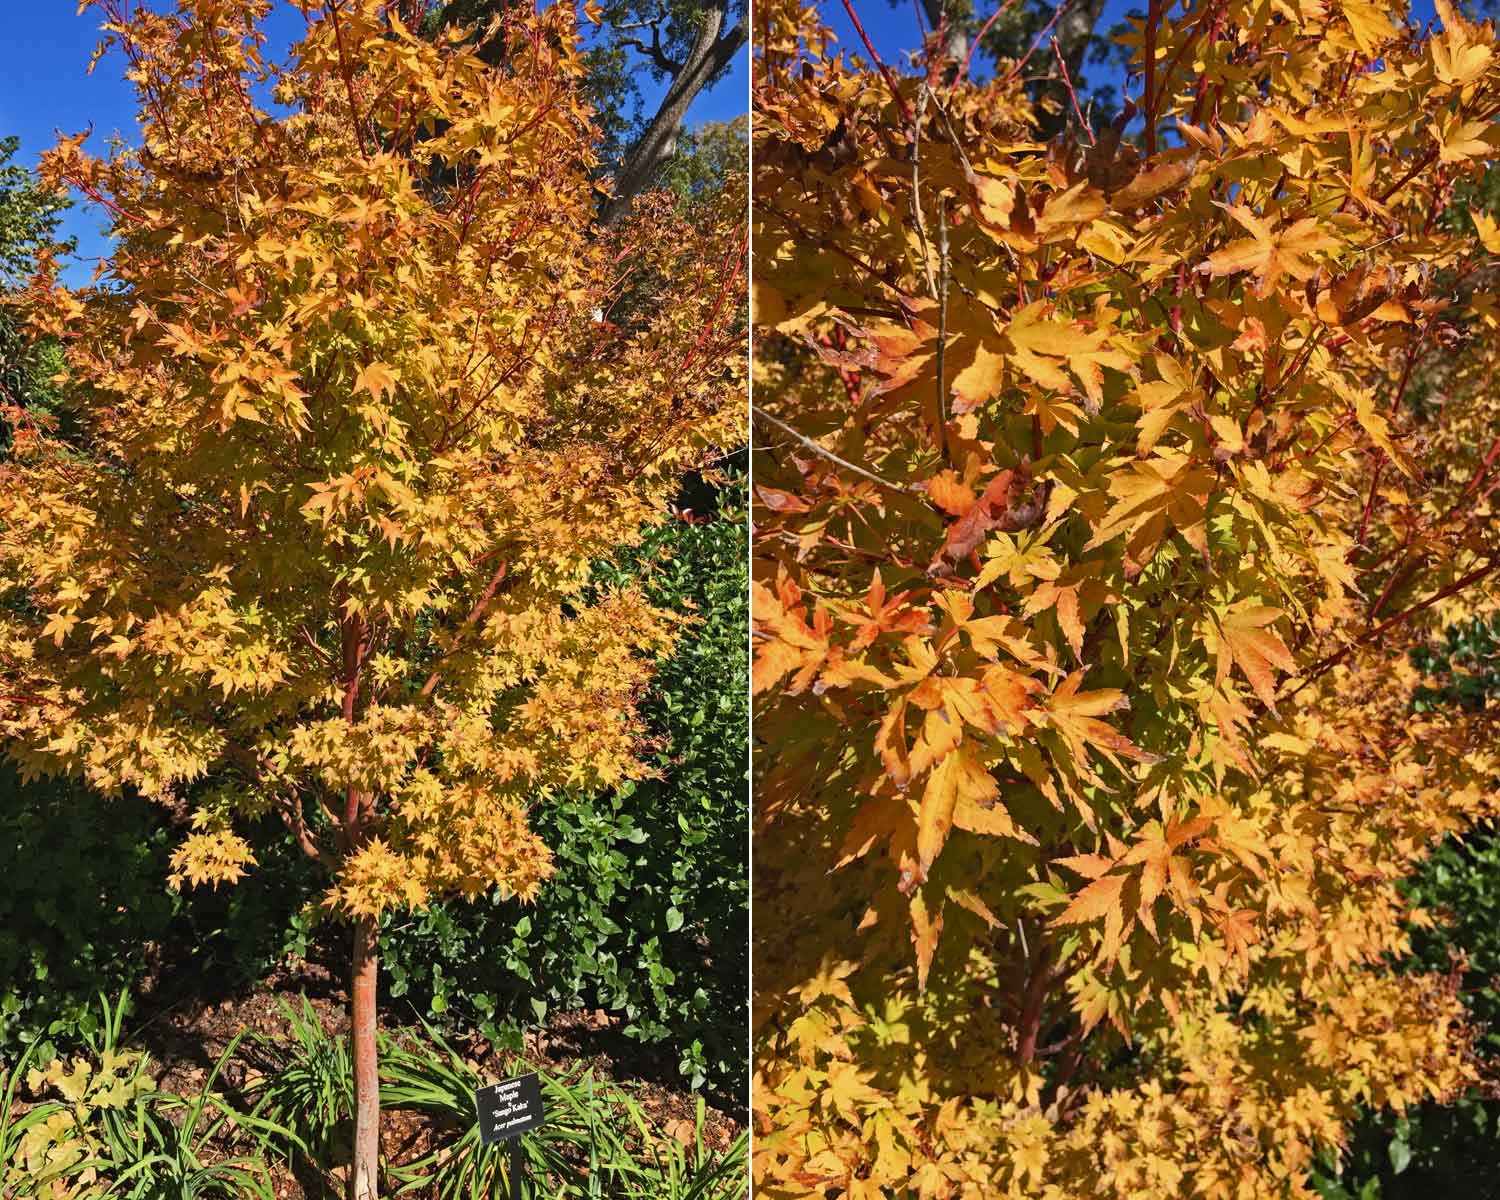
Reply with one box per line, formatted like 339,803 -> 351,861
45,958 -> 743,1200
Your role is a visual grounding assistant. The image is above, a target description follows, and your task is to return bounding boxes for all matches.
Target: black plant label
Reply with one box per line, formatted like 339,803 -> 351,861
476,1073 -> 545,1144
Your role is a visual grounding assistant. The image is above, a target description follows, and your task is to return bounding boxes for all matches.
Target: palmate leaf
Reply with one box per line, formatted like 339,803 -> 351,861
751,0 -> 1500,1192
1213,604 -> 1298,710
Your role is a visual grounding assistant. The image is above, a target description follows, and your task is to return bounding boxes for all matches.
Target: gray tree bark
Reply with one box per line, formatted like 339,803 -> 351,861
602,0 -> 745,223
918,0 -> 970,68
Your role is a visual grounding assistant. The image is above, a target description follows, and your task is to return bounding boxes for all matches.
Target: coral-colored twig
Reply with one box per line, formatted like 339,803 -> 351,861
956,0 -> 1022,85
1001,0 -> 1075,85
839,0 -> 913,122
1051,36 -> 1093,143
681,225 -> 749,373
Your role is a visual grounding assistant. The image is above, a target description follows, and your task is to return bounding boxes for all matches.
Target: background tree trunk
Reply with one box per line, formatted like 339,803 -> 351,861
350,917 -> 381,1200
915,0 -> 1110,131
602,0 -> 745,223
918,0 -> 968,69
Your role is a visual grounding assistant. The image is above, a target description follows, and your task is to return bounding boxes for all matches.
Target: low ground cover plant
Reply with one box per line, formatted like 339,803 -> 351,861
1,993 -> 748,1199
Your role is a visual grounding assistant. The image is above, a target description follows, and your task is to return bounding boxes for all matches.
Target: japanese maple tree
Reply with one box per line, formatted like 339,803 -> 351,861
752,0 -> 1500,1195
0,1 -> 744,1195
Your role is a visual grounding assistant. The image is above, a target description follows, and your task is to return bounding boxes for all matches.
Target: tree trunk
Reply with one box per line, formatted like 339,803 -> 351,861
919,0 -> 968,70
602,0 -> 745,224
350,917 -> 381,1200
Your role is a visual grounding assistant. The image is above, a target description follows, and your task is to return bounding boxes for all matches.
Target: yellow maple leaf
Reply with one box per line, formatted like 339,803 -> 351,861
1201,205 -> 1337,296
1213,604 -> 1297,709
354,360 -> 398,404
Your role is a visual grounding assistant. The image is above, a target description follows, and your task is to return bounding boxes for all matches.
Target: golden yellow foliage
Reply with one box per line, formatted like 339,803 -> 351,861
0,0 -> 745,918
752,0 -> 1500,1194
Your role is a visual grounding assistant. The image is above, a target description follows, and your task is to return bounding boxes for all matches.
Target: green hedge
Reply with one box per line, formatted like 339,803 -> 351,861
1313,615 -> 1500,1198
0,775 -> 313,1063
380,476 -> 749,1098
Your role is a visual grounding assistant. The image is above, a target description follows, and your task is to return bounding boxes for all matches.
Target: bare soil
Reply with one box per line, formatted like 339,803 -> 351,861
46,958 -> 742,1200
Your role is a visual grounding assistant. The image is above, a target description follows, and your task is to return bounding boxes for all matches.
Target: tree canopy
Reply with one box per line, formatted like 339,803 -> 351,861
751,0 -> 1500,1195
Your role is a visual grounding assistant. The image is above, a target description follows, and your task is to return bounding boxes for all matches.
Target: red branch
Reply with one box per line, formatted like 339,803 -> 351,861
1151,0 -> 1223,127
1001,0 -> 1075,85
64,173 -> 147,227
1015,931 -> 1055,1066
957,0 -> 1023,85
1290,557 -> 1500,697
326,0 -> 372,157
839,0 -> 914,122
1142,0 -> 1161,157
420,562 -> 511,699
681,225 -> 749,373
1051,36 -> 1093,144
1350,450 -> 1384,561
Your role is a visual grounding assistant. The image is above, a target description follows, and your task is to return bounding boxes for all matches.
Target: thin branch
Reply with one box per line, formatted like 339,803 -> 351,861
760,203 -> 915,298
1287,557 -> 1500,698
1367,553 -> 1424,624
1350,450 -> 1384,561
1141,0 -> 1160,157
326,0 -> 372,157
1051,36 -> 1094,144
754,409 -> 913,495
277,793 -> 338,872
957,0 -> 1023,84
681,224 -> 749,373
1015,928 -> 1056,1066
619,35 -> 684,74
1001,0 -> 1075,85
910,85 -> 939,302
936,198 -> 951,461
616,11 -> 685,75
1148,0 -> 1223,126
420,562 -> 511,699
839,0 -> 914,121
301,624 -> 333,666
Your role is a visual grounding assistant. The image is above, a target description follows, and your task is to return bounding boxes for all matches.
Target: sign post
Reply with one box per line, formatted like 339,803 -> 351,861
476,1072 -> 546,1199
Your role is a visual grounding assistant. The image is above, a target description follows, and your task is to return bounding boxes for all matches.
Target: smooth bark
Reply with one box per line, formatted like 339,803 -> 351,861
350,916 -> 381,1200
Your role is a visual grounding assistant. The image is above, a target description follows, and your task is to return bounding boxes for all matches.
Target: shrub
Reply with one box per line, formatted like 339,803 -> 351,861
0,772 -> 316,1063
381,478 -> 749,1097
243,995 -> 354,1170
1313,620 -> 1500,1198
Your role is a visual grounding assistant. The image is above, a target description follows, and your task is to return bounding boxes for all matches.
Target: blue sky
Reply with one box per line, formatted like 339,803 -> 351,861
819,0 -> 1445,91
820,0 -> 1138,87
0,2 -> 747,284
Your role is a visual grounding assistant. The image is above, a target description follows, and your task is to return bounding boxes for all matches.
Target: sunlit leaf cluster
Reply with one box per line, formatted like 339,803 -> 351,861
0,0 -> 745,921
751,0 -> 1500,1194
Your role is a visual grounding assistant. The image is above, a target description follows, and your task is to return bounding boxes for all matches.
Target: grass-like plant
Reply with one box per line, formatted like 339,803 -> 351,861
9,995 -> 747,1199
81,995 -> 292,1200
380,1020 -> 747,1199
3,993 -> 296,1200
597,1095 -> 748,1200
243,994 -> 353,1168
